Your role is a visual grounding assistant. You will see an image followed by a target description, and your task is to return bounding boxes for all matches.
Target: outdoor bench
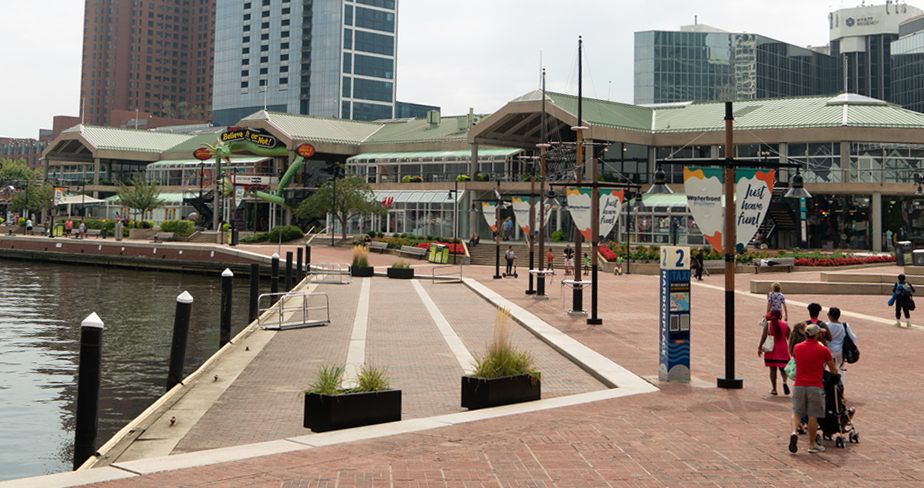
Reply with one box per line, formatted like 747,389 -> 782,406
399,245 -> 427,259
368,241 -> 388,253
153,232 -> 175,242
85,229 -> 103,238
753,256 -> 796,273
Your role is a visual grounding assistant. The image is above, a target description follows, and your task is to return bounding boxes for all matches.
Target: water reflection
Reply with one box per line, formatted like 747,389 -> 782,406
0,260 -> 265,481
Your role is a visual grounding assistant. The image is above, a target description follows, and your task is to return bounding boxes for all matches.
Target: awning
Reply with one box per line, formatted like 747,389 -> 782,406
374,189 -> 466,205
348,148 -> 522,164
146,157 -> 272,169
56,194 -> 109,207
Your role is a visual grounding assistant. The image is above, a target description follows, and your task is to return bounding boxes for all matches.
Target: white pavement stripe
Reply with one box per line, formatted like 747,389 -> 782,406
344,278 -> 371,388
692,281 -> 906,327
412,279 -> 476,373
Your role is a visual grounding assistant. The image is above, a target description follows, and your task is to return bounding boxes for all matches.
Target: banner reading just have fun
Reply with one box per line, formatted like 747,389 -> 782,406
566,188 -> 625,241
683,167 -> 774,253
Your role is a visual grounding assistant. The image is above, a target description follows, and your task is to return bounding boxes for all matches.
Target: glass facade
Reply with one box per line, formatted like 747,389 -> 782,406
891,31 -> 924,113
214,0 -> 397,124
634,30 -> 839,104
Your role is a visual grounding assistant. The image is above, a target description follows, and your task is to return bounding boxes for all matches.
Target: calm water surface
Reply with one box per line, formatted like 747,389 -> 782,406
0,260 -> 265,482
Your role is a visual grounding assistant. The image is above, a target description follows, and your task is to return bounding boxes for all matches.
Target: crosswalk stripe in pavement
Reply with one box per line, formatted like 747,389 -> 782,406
411,279 -> 476,373
343,277 -> 371,388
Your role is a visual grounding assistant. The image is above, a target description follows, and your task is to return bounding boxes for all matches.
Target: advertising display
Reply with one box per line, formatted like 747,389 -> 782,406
683,167 -> 774,253
565,187 -> 624,241
659,246 -> 691,382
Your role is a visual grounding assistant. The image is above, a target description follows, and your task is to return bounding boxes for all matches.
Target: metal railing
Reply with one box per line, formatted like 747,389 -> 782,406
307,263 -> 352,284
432,265 -> 462,284
258,291 -> 330,330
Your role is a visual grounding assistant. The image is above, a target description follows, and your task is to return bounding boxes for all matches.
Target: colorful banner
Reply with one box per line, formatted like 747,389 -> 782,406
683,167 -> 774,253
566,188 -> 624,241
510,196 -> 539,235
481,202 -> 498,232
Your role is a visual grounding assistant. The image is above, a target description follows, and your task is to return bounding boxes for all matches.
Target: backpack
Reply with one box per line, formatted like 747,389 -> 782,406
842,323 -> 860,364
900,283 -> 913,298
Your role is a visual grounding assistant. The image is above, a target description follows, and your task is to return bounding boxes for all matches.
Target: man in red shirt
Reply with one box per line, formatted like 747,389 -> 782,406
789,323 -> 838,453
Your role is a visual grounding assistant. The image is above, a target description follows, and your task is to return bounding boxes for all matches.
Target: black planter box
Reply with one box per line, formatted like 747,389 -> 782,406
461,374 -> 541,410
351,266 -> 374,277
387,267 -> 414,279
304,389 -> 401,432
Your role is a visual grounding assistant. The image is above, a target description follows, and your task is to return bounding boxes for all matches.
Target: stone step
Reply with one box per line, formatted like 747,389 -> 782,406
821,271 -> 924,285
751,280 -> 902,295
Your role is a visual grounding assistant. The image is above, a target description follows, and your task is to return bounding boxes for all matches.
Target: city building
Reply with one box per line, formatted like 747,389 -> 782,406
0,131 -> 53,170
829,1 -> 923,101
634,24 -> 839,105
79,0 -> 215,125
213,0 -> 399,126
891,14 -> 924,113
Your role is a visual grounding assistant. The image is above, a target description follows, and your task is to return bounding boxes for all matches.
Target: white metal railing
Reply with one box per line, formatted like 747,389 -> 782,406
432,265 -> 462,283
308,263 -> 352,284
258,292 -> 330,330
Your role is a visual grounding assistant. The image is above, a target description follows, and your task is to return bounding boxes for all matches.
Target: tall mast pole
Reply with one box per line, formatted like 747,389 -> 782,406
717,101 -> 743,389
571,36 -> 586,317
536,69 -> 549,299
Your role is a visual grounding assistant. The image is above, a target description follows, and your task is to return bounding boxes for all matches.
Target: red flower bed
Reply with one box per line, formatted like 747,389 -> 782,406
414,242 -> 465,255
598,245 -> 618,261
794,255 -> 896,267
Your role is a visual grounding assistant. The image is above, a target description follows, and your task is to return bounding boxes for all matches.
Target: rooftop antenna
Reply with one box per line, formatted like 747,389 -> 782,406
695,15 -> 698,25
843,54 -> 849,93
263,84 -> 268,111
607,80 -> 612,101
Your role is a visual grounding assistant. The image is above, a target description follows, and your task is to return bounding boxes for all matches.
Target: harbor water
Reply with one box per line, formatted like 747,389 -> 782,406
0,259 -> 266,482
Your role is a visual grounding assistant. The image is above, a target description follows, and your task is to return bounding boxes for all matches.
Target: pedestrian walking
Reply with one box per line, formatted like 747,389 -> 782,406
693,248 -> 704,281
825,307 -> 857,386
759,309 -> 790,396
767,282 -> 789,322
805,302 -> 832,344
505,245 -> 515,276
789,323 -> 839,454
546,250 -> 554,273
891,273 -> 915,327
78,221 -> 86,239
65,218 -> 73,237
25,218 -> 33,235
563,244 -> 574,276
582,252 -> 590,276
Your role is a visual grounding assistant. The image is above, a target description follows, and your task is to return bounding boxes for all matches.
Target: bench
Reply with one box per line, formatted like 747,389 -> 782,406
153,232 -> 174,243
368,241 -> 388,253
753,256 -> 795,273
399,245 -> 428,259
85,229 -> 103,239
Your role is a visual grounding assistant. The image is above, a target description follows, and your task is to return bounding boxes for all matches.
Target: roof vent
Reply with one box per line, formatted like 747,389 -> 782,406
427,110 -> 441,127
826,93 -> 889,106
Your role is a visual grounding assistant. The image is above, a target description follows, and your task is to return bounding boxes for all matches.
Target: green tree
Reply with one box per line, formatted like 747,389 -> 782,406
161,100 -> 176,119
189,104 -> 204,121
295,173 -> 385,239
0,158 -> 54,219
177,101 -> 190,119
116,176 -> 166,220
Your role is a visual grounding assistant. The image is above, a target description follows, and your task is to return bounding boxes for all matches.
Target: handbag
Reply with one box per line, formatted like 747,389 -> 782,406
842,323 -> 860,364
784,357 -> 796,380
760,321 -> 775,352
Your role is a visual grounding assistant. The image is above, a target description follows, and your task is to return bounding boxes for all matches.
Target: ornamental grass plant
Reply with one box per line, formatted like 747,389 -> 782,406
304,363 -> 392,395
351,245 -> 370,268
471,307 -> 540,381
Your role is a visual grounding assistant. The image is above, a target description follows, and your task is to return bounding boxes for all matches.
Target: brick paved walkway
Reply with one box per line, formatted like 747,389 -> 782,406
8,246 -> 924,487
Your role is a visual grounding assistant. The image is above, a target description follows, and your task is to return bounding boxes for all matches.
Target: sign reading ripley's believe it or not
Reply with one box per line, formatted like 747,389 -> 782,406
221,126 -> 278,149
565,187 -> 624,241
683,167 -> 774,253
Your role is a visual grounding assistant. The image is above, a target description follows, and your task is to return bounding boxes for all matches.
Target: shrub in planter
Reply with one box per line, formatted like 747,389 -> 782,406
551,230 -> 564,242
268,225 -> 304,243
158,219 -> 195,236
462,307 -> 541,410
303,364 -> 401,432
351,245 -> 374,276
456,174 -> 471,182
475,173 -> 490,182
387,260 -> 414,279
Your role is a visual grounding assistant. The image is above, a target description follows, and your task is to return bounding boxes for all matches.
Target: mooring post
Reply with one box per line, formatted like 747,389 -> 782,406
220,268 -> 233,348
296,247 -> 303,281
166,291 -> 194,391
271,253 -> 280,303
249,263 -> 260,322
285,251 -> 293,291
73,312 -> 104,470
305,245 -> 311,273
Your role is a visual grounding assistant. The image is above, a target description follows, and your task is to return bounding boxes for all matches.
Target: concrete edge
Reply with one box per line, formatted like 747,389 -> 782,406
462,277 -> 659,394
0,467 -> 136,488
110,440 -> 306,476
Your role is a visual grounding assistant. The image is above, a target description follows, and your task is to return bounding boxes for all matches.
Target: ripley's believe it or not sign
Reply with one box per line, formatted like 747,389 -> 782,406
683,167 -> 774,254
221,127 -> 278,149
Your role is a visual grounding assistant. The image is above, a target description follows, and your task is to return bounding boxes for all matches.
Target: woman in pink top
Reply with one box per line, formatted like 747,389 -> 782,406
758,308 -> 791,396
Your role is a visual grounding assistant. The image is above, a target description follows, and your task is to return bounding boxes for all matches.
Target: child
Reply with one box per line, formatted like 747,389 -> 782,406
614,254 -> 623,276
546,250 -> 554,273
583,252 -> 590,276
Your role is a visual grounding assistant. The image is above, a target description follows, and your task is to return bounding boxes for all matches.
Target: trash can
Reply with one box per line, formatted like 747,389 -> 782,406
914,250 -> 924,267
230,229 -> 239,246
428,244 -> 449,264
896,241 -> 913,265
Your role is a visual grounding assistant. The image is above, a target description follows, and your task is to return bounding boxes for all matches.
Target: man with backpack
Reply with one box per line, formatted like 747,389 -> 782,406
893,273 -> 915,327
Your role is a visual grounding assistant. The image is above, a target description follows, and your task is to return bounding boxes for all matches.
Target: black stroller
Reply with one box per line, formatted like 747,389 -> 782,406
817,370 -> 859,448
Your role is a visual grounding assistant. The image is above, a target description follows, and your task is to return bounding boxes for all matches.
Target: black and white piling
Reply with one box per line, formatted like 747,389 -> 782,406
220,268 -> 233,348
285,251 -> 293,291
296,247 -> 303,280
270,253 -> 280,302
73,312 -> 104,470
249,263 -> 260,322
166,291 -> 194,391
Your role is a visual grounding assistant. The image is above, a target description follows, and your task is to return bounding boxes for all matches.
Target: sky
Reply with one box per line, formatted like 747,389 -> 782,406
0,0 -> 846,139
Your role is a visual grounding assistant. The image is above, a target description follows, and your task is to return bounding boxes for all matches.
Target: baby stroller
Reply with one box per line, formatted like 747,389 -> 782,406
817,370 -> 859,448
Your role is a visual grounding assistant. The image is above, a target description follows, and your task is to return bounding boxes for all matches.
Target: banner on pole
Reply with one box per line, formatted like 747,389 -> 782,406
566,187 -> 624,241
481,202 -> 497,232
683,167 -> 774,253
510,196 -> 539,235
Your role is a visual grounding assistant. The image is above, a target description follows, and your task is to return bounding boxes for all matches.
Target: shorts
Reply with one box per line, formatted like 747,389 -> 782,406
792,386 -> 825,418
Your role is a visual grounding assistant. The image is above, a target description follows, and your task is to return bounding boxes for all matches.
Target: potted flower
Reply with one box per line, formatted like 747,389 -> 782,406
350,245 -> 374,277
303,363 -> 401,432
387,260 -> 414,279
461,307 -> 541,410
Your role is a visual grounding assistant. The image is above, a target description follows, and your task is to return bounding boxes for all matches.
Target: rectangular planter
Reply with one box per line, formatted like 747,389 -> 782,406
304,389 -> 401,432
351,266 -> 375,277
387,267 -> 414,279
461,374 -> 540,410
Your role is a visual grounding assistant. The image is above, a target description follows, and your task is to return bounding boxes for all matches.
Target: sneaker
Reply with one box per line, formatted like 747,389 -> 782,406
907,321 -> 912,328
789,434 -> 798,453
895,321 -> 902,327
808,445 -> 825,453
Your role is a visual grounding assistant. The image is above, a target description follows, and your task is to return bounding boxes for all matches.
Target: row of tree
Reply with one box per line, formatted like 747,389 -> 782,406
161,101 -> 212,122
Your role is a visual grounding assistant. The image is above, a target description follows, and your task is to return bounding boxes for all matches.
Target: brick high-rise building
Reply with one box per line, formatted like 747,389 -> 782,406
79,0 -> 215,125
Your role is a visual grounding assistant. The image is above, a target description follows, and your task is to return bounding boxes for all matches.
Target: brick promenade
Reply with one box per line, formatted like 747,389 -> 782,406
9,243 -> 924,487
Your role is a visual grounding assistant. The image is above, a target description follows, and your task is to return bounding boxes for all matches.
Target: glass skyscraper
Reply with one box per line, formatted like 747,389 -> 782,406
213,0 -> 397,126
892,16 -> 924,114
634,27 -> 839,105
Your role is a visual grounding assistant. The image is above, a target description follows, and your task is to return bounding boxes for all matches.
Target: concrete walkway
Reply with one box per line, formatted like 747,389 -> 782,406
5,246 -> 924,487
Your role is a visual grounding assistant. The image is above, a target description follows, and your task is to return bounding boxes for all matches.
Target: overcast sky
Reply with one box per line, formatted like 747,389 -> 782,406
0,0 -> 844,139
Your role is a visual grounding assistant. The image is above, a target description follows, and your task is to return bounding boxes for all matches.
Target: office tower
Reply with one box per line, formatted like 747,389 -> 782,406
213,0 -> 398,126
79,0 -> 216,125
634,24 -> 838,105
